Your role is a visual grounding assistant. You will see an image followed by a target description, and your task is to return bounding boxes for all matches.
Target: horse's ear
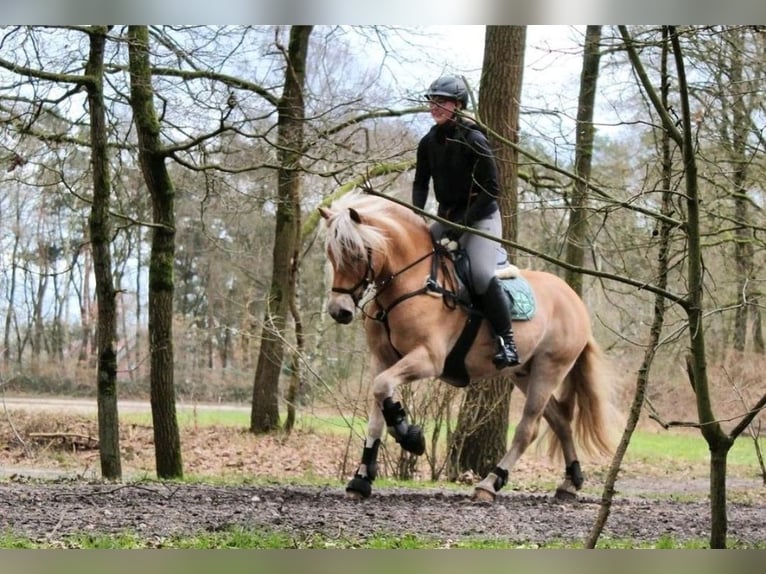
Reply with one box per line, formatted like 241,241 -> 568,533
318,206 -> 332,220
349,207 -> 362,224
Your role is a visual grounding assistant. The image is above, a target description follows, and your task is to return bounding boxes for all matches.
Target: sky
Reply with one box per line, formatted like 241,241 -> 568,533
4,1 -> 763,24
387,25 -> 583,99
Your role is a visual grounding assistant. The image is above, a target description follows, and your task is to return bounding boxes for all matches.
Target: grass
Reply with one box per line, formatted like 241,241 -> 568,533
123,407 -> 764,467
2,528 -> 760,549
120,407 -> 368,435
623,426 -> 763,470
93,405 -> 766,488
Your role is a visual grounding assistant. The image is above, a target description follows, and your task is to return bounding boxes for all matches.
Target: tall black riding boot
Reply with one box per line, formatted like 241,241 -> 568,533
483,276 -> 520,368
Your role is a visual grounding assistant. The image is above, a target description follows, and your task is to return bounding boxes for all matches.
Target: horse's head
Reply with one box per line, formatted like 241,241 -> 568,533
318,193 -> 430,325
319,201 -> 385,324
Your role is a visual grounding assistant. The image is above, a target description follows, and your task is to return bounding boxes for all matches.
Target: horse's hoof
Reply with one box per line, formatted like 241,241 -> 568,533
400,425 -> 426,456
554,487 -> 577,501
345,475 -> 372,499
471,486 -> 496,503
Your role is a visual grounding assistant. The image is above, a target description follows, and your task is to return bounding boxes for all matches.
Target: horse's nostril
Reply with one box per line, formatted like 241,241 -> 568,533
335,310 -> 353,324
329,307 -> 354,324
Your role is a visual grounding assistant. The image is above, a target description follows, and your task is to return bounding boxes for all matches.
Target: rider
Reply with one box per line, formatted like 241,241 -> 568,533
412,74 -> 520,369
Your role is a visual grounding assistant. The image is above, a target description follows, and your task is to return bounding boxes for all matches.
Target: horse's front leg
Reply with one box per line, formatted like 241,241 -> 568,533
345,407 -> 385,500
373,346 -> 440,456
345,346 -> 440,499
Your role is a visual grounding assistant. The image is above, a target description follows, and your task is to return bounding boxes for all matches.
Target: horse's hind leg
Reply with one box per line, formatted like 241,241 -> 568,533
542,396 -> 584,500
473,376 -> 556,502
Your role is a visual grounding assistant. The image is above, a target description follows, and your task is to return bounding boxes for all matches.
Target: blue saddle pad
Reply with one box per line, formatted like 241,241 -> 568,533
501,275 -> 536,321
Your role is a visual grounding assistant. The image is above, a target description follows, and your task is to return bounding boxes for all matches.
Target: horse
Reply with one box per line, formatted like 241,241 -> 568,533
318,191 -> 615,502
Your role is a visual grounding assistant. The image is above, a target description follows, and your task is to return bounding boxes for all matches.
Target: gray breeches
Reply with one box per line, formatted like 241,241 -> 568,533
461,210 -> 503,295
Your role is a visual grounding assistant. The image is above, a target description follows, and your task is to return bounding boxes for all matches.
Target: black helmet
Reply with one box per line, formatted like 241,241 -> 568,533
425,75 -> 468,108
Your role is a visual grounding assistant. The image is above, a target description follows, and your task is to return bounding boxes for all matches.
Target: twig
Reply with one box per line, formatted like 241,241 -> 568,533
1,385 -> 32,458
45,507 -> 68,543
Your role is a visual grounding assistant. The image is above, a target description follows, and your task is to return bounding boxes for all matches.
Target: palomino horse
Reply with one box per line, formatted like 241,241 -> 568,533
318,192 -> 614,502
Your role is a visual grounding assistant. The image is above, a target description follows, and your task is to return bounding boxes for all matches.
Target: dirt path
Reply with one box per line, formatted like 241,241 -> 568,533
0,480 -> 763,547
2,399 -> 765,547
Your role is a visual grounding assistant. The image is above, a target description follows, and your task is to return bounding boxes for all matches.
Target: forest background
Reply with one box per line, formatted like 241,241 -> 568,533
0,25 -> 764,548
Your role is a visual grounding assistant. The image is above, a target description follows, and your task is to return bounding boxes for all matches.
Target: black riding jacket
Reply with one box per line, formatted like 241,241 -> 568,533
412,118 -> 500,226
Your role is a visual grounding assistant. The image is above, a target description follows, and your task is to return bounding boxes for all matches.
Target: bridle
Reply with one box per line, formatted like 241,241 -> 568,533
330,243 -> 459,356
330,247 -> 376,305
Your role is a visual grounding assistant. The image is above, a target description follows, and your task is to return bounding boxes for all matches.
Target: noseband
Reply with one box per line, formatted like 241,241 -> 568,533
331,247 -> 375,304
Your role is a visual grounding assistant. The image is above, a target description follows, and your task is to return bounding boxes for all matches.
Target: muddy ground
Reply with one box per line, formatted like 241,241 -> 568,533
1,402 -> 765,547
0,479 -> 764,547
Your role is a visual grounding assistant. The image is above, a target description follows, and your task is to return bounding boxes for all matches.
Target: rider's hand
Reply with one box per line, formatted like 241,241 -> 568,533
429,221 -> 461,243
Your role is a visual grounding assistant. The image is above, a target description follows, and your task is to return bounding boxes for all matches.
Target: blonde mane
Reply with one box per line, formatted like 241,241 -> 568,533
323,193 -> 427,270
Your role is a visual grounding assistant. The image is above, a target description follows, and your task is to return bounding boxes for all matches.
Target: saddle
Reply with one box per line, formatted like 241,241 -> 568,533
433,238 -> 536,321
430,239 -> 536,387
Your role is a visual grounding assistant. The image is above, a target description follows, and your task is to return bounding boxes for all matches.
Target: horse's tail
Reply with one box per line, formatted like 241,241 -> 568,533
547,336 -> 616,460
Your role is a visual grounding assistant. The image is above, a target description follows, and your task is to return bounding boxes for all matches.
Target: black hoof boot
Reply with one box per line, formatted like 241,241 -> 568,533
399,424 -> 426,456
382,398 -> 425,456
346,474 -> 372,499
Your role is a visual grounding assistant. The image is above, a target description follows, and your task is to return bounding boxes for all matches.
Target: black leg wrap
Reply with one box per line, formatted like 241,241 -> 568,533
346,439 -> 381,499
566,460 -> 584,489
360,439 -> 381,482
492,466 -> 509,492
382,398 -> 425,456
382,397 -> 406,427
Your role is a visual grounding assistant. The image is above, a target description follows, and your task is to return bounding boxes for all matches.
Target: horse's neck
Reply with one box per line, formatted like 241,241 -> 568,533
376,229 -> 433,293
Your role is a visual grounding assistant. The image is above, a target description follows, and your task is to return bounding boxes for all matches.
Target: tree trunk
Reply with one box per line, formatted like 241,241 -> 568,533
251,26 -> 313,433
447,25 -> 525,479
751,297 -> 764,353
728,27 -> 753,353
128,25 -> 183,479
3,201 -> 21,367
77,245 -> 93,363
284,269 -> 305,433
564,25 -> 601,296
447,380 -> 511,479
668,27 -> 733,549
85,25 -> 122,480
709,436 -> 733,548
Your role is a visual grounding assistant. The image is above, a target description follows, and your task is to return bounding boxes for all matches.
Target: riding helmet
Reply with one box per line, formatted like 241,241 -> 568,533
424,75 -> 468,108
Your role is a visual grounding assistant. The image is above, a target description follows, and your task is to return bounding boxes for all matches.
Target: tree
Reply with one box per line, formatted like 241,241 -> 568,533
587,25 -> 671,547
564,25 -> 602,295
689,27 -> 764,354
447,25 -> 526,479
618,24 -> 766,550
250,26 -> 313,433
128,25 -> 183,478
84,25 -> 122,479
0,26 -> 123,478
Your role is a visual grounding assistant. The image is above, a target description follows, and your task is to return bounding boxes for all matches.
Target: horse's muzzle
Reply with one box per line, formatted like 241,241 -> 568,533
327,295 -> 355,324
